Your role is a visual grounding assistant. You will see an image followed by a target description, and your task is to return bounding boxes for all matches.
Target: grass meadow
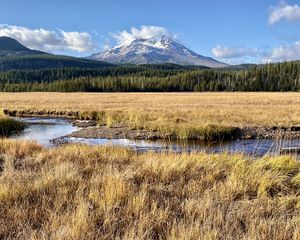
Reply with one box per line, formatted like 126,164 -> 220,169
1,92 -> 300,139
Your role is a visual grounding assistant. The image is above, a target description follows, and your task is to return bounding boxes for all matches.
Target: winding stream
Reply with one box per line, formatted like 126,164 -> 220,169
9,117 -> 300,155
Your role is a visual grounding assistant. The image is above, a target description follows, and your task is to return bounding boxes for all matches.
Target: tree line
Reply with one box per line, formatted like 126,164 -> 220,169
0,61 -> 299,92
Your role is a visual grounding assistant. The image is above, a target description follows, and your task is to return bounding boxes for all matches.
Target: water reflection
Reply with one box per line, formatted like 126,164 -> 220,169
11,117 -> 78,147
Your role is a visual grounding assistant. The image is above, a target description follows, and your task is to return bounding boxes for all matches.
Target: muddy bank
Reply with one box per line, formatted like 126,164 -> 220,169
72,120 -> 97,128
65,122 -> 300,142
241,126 -> 300,139
4,109 -> 80,119
66,120 -> 241,141
68,123 -> 172,140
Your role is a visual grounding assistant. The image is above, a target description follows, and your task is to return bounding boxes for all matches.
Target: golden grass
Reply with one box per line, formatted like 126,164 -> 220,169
0,139 -> 300,239
1,92 -> 300,125
1,92 -> 300,139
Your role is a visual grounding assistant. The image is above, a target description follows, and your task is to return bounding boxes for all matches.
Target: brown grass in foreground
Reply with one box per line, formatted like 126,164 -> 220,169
1,92 -> 300,138
0,140 -> 300,239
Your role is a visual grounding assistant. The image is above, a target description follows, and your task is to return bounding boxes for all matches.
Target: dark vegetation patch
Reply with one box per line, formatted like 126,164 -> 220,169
0,118 -> 25,136
0,60 -> 299,92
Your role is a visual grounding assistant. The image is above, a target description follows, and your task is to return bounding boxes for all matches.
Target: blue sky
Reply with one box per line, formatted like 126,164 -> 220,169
0,0 -> 300,63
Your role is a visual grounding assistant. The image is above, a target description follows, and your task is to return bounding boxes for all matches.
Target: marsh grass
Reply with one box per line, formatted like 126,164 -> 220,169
0,113 -> 25,137
3,92 -> 298,140
0,140 -> 300,239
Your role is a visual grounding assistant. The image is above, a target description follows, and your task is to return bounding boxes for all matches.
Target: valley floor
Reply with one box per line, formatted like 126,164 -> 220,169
1,92 -> 300,239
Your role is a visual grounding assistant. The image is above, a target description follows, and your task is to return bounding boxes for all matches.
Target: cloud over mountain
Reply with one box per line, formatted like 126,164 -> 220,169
0,24 -> 95,52
112,25 -> 177,47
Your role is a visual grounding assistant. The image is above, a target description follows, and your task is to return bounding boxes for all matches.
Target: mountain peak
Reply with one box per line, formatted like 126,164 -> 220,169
119,35 -> 172,46
0,36 -> 45,56
0,36 -> 30,52
89,37 -> 228,68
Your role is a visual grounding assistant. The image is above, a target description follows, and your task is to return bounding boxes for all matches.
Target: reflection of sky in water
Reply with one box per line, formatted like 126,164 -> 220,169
11,118 -> 78,147
9,117 -> 300,156
64,137 -> 298,156
14,117 -> 69,124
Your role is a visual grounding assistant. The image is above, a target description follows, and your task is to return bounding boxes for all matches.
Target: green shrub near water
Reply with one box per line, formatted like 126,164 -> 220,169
0,118 -> 25,136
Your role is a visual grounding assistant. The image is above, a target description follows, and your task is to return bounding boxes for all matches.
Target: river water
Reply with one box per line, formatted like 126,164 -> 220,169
11,117 -> 78,147
9,117 -> 299,156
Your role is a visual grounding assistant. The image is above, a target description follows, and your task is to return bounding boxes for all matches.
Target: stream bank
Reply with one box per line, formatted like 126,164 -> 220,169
6,117 -> 300,156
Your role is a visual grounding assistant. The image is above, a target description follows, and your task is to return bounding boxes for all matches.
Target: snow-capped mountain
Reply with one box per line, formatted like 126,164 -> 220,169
89,36 -> 228,68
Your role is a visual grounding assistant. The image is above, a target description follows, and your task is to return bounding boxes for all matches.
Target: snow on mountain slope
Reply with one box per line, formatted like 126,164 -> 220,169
89,36 -> 228,68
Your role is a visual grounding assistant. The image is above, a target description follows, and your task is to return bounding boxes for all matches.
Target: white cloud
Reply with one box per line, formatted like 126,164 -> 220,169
211,45 -> 258,59
263,41 -> 300,62
60,31 -> 94,52
103,43 -> 110,50
101,37 -> 111,51
112,25 -> 176,46
0,24 -> 95,52
268,2 -> 300,25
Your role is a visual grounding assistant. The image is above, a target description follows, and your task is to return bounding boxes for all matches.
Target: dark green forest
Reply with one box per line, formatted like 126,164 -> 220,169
0,60 -> 299,92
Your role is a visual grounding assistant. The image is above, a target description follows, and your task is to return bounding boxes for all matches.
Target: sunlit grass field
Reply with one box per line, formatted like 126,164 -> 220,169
0,140 -> 300,239
1,92 -> 300,139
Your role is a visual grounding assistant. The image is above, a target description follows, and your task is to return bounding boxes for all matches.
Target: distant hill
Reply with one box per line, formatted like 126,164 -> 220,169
0,54 -> 113,71
0,36 -> 112,70
221,64 -> 258,71
0,36 -> 46,57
